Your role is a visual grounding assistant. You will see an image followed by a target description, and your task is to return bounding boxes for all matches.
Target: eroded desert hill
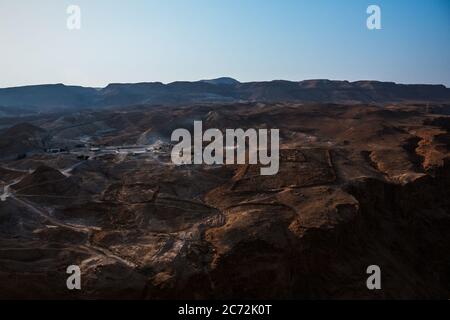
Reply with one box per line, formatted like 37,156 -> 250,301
0,102 -> 449,299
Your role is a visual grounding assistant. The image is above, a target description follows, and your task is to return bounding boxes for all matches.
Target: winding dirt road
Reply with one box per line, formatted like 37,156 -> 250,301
1,165 -> 137,268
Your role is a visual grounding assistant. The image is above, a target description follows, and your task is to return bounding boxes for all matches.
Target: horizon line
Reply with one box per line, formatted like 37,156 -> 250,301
1,78 -> 449,90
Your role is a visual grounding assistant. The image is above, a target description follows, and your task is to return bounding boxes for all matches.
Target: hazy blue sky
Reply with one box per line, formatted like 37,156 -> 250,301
0,0 -> 449,88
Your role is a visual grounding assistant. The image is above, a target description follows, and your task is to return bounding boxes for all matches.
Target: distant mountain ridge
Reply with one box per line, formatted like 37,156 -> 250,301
1,78 -> 449,112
